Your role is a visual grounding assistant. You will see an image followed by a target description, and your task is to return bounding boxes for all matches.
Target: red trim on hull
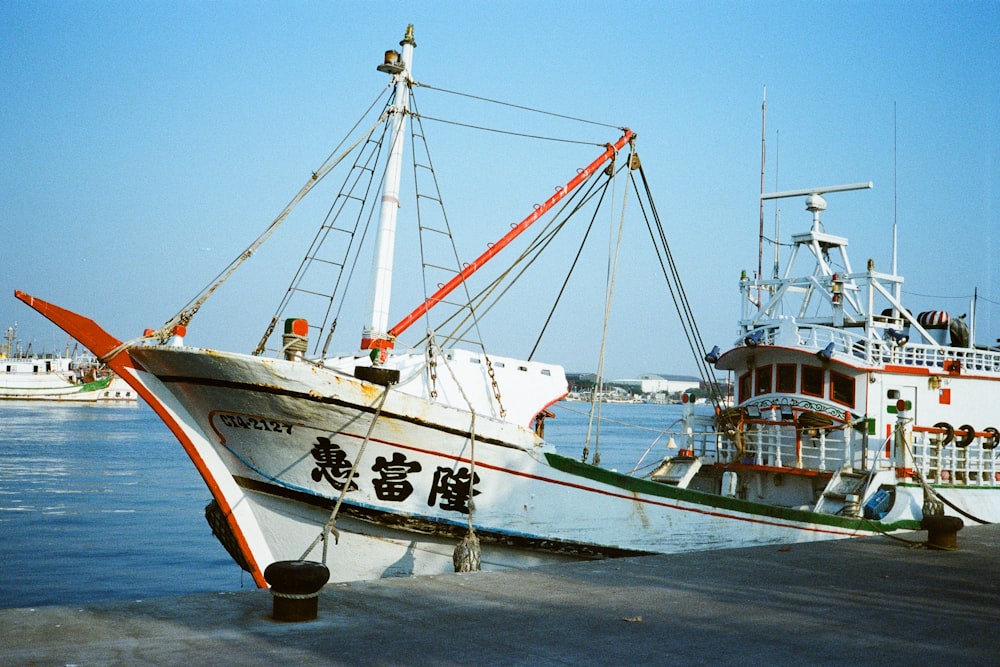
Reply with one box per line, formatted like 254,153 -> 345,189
14,290 -> 268,588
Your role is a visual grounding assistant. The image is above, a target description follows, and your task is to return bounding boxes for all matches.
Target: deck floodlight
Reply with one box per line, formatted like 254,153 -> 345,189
744,330 -> 764,347
816,342 -> 835,362
887,328 -> 909,347
705,345 -> 721,364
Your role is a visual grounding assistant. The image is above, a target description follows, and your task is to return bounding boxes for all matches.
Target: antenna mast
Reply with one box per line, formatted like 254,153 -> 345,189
772,129 -> 780,279
892,102 -> 900,302
757,86 -> 766,309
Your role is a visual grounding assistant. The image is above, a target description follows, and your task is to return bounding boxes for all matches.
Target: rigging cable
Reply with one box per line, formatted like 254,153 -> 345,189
631,162 -> 726,411
262,100 -> 397,358
103,84 -> 396,361
411,160 -> 609,351
412,113 -> 604,147
413,82 -> 623,131
586,143 -> 629,466
526,171 -> 616,359
408,94 -> 507,417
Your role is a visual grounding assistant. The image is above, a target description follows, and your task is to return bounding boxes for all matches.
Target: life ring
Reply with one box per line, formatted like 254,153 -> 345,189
932,422 -> 954,447
955,424 -> 976,448
983,427 -> 1000,450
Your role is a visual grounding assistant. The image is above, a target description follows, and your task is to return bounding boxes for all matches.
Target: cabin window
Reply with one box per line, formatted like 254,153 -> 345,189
755,365 -> 772,395
830,371 -> 855,406
776,364 -> 797,393
739,371 -> 752,402
801,365 -> 824,397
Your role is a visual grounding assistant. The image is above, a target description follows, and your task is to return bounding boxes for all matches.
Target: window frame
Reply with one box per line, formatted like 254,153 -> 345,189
801,365 -> 825,398
754,364 -> 773,396
830,370 -> 856,406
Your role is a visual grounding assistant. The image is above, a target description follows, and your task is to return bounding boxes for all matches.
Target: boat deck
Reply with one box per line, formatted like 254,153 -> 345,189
4,524 -> 999,665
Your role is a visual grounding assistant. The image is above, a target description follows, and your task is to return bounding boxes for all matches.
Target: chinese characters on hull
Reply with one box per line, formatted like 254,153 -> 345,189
309,436 -> 481,513
310,436 -> 359,491
371,452 -> 422,501
428,466 -> 481,514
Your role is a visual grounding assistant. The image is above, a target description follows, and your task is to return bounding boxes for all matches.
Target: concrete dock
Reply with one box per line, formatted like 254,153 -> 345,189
3,525 -> 999,666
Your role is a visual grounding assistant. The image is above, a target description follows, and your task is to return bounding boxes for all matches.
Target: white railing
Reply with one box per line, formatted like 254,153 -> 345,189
742,322 -> 1000,374
706,421 -> 850,472
908,431 -> 1000,486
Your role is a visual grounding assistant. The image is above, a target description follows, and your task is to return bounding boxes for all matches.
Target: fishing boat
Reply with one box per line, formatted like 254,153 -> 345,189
1,324 -> 136,402
15,26 -> 996,588
705,180 -> 1000,534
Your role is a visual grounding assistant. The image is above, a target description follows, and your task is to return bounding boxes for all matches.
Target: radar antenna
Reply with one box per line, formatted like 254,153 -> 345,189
761,182 -> 873,230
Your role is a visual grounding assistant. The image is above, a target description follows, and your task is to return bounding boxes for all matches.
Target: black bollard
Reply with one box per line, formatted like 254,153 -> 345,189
264,560 -> 331,622
920,514 -> 964,551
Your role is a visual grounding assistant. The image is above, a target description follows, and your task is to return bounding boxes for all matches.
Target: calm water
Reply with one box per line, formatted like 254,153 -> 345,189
0,402 -> 246,609
0,399 -> 689,609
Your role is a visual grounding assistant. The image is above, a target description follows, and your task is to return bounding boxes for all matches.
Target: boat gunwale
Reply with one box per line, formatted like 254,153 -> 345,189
544,452 -> 921,533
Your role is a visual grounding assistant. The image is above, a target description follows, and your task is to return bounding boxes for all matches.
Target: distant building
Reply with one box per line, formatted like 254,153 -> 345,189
615,373 -> 702,395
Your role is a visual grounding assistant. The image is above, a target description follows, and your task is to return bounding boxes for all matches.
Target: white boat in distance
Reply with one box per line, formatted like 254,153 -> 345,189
18,26 -> 998,588
1,324 -> 136,403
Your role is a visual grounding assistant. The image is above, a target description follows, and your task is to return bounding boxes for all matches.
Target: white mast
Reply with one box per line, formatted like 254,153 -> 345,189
361,25 -> 416,357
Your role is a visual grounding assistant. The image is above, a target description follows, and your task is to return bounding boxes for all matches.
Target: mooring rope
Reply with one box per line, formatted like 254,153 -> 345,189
299,386 -> 391,563
433,336 -> 482,572
897,421 -> 992,525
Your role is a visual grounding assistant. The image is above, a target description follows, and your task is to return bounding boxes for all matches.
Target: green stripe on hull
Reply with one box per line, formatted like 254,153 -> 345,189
78,376 -> 112,392
544,452 -> 921,532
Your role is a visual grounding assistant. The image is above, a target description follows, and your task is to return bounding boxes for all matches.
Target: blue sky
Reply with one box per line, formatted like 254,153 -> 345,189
3,1 -> 998,377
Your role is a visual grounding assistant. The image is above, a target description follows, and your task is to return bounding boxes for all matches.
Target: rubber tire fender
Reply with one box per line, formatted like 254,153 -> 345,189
983,427 -> 1000,450
955,424 -> 976,448
933,422 -> 954,447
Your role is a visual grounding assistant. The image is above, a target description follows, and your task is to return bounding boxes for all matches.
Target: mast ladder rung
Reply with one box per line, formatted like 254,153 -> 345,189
319,223 -> 356,235
422,262 -> 459,274
290,287 -> 335,300
305,256 -> 344,269
416,193 -> 442,205
418,225 -> 452,238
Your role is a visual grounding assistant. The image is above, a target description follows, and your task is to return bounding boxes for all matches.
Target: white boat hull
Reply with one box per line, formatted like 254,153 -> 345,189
1,352 -> 137,403
113,343 -> 926,586
0,371 -> 112,402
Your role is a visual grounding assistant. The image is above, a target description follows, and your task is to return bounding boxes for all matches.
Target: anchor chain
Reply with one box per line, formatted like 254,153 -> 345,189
484,356 -> 506,419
